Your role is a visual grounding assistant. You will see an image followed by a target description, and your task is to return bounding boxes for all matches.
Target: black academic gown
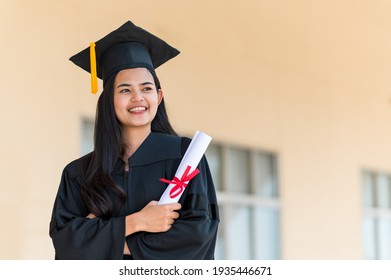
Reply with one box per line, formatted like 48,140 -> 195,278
49,132 -> 219,260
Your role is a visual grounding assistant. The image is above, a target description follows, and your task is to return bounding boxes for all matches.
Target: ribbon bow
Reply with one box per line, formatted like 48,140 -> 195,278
160,165 -> 200,199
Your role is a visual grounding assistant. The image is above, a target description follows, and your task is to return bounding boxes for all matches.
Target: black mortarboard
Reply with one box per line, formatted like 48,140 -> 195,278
69,20 -> 180,93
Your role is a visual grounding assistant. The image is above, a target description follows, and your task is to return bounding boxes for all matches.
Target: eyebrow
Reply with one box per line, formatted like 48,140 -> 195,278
117,81 -> 154,88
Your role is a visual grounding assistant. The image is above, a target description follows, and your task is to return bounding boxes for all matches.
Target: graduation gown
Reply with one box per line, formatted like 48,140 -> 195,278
49,132 -> 219,260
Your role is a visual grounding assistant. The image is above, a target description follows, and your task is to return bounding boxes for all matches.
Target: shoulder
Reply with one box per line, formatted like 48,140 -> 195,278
62,152 -> 93,180
150,132 -> 183,148
151,132 -> 192,155
131,133 -> 190,166
180,136 -> 192,155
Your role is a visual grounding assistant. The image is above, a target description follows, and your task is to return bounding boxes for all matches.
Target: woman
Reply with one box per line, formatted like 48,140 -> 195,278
49,21 -> 219,260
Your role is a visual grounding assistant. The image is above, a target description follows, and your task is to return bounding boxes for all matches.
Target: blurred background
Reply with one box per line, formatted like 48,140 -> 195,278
2,0 -> 391,260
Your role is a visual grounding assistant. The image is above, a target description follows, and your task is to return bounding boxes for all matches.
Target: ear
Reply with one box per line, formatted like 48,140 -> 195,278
157,89 -> 164,105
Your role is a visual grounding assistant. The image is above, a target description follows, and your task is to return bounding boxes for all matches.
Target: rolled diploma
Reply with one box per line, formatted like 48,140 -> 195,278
158,130 -> 212,204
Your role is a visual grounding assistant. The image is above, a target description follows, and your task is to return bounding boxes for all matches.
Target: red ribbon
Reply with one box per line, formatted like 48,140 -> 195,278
160,165 -> 200,199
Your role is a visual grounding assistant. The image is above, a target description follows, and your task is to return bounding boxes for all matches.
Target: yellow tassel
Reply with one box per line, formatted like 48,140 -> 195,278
90,42 -> 98,94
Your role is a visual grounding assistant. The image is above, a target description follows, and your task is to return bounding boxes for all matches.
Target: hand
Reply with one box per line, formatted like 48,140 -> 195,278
126,201 -> 181,235
138,201 -> 181,232
124,242 -> 131,255
86,213 -> 96,219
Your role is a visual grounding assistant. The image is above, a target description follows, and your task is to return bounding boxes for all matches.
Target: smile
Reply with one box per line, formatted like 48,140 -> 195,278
128,106 -> 147,112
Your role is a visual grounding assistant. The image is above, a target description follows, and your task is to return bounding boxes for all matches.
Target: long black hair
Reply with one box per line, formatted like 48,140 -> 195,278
80,71 -> 177,219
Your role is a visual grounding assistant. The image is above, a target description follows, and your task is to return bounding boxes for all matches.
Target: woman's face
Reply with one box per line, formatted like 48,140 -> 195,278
113,68 -> 163,130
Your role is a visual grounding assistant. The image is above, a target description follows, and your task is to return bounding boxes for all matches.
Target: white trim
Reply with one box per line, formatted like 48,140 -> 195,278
216,191 -> 280,208
363,208 -> 391,219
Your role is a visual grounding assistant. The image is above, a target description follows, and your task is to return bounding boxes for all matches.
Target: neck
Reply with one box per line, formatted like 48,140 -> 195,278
122,126 -> 151,159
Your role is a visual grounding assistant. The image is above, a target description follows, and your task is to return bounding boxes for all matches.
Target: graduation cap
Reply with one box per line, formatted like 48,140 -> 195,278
69,20 -> 180,94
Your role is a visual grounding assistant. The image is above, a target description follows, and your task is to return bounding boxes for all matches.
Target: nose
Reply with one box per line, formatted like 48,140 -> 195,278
130,90 -> 144,102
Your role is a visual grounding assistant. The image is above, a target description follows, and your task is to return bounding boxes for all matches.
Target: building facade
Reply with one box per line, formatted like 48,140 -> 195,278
2,0 -> 391,259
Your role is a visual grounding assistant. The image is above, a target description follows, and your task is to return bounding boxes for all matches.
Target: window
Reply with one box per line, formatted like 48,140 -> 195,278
80,117 -> 94,155
362,170 -> 391,259
206,143 -> 281,260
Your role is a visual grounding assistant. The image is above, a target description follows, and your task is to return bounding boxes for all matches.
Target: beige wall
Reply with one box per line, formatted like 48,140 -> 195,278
2,0 -> 391,259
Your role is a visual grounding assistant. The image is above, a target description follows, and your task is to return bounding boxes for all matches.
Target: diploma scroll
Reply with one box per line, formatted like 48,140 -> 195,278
158,130 -> 212,204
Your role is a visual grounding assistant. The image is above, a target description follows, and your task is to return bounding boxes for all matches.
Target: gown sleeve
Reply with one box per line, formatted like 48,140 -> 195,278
49,165 -> 126,260
125,156 -> 220,260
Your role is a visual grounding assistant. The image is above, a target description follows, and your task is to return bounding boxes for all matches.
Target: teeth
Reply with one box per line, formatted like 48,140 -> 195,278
128,107 -> 146,112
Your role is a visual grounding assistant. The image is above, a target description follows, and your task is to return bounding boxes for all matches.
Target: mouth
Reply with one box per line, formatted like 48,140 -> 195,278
127,106 -> 147,113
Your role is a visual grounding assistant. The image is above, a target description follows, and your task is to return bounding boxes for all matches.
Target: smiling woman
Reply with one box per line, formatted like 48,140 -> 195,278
49,20 -> 219,260
114,68 -> 163,135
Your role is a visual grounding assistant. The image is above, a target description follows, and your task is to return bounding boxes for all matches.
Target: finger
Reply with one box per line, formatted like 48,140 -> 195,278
167,209 -> 180,218
173,203 -> 181,210
86,213 -> 96,219
147,200 -> 158,206
167,203 -> 181,211
171,212 -> 180,219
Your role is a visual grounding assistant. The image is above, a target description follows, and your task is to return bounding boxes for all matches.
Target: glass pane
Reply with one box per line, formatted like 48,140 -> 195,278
214,216 -> 225,260
378,218 -> 391,259
81,117 -> 94,155
226,148 -> 250,193
254,206 -> 280,259
376,174 -> 391,208
253,153 -> 278,198
362,217 -> 376,260
205,144 -> 222,191
362,171 -> 375,208
225,205 -> 251,259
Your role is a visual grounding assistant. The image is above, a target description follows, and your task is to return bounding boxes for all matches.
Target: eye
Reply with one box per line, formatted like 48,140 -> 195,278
142,86 -> 153,92
119,88 -> 130,94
